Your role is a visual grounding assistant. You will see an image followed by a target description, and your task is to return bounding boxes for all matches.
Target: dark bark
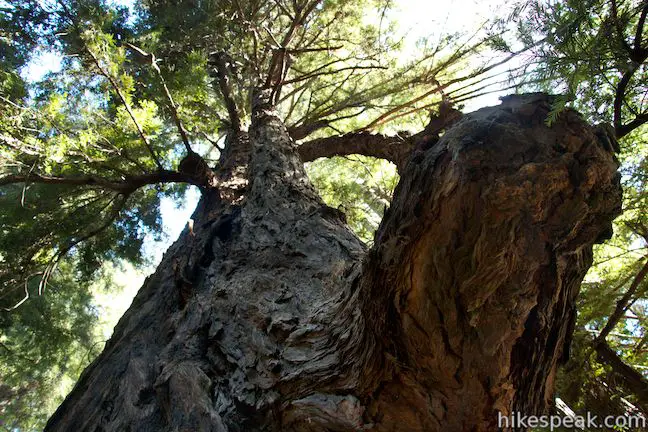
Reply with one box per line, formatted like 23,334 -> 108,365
297,132 -> 414,171
0,170 -> 208,193
45,93 -> 621,432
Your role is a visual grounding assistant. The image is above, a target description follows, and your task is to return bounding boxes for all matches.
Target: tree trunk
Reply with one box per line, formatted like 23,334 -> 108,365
45,93 -> 622,432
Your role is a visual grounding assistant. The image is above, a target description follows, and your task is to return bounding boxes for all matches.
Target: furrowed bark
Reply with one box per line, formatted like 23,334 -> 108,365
45,93 -> 621,432
358,94 -> 621,431
44,90 -> 368,432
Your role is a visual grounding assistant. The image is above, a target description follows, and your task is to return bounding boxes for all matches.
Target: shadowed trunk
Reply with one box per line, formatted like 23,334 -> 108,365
45,93 -> 621,432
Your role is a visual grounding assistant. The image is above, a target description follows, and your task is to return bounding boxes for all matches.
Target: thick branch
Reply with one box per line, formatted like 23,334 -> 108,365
210,52 -> 242,133
597,256 -> 648,342
617,111 -> 648,138
614,65 -> 638,133
288,120 -> 330,140
0,170 -> 206,193
266,0 -> 323,103
613,42 -> 648,137
634,1 -> 648,55
594,339 -> 648,406
296,101 -> 462,169
358,94 -> 622,428
297,132 -> 414,170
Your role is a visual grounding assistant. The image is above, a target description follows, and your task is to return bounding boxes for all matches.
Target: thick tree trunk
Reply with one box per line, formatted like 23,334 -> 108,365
45,94 -> 621,432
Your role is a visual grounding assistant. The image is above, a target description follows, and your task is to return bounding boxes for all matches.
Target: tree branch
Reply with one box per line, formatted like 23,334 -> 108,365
289,108 -> 370,140
617,111 -> 648,138
38,193 -> 128,296
281,65 -> 388,86
287,45 -> 343,53
612,13 -> 648,138
361,38 -> 546,130
125,43 -> 193,154
594,339 -> 648,406
266,0 -> 323,103
634,1 -> 648,55
209,52 -> 242,133
295,99 -> 463,169
0,170 -> 207,193
85,47 -> 164,171
288,120 -> 330,140
597,256 -> 648,342
356,96 -> 622,422
610,0 -> 634,55
297,132 -> 413,170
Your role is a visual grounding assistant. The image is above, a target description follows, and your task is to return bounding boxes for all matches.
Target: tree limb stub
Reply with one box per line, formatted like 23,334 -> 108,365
359,93 -> 622,430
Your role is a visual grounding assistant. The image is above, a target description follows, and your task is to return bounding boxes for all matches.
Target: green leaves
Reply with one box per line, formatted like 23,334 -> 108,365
7,0 -> 637,428
0,260 -> 138,431
516,0 -> 648,417
514,0 -> 648,136
307,155 -> 398,243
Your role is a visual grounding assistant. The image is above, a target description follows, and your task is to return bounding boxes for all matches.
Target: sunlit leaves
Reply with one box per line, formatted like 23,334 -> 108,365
514,0 -> 647,132
307,155 -> 398,243
0,260 -> 139,431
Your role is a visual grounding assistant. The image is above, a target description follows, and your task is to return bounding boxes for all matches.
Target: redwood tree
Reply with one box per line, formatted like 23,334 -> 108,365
0,0 -> 623,430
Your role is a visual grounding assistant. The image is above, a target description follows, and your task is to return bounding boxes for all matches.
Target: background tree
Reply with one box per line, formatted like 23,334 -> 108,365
0,0 -> 627,430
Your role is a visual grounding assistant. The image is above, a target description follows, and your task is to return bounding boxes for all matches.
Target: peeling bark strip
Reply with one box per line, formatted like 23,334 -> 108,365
45,94 -> 621,432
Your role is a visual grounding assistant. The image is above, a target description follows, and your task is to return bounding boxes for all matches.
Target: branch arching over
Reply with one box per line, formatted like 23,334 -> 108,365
297,132 -> 414,170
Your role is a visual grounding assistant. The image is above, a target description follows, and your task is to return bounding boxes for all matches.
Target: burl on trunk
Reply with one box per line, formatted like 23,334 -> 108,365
45,94 -> 621,432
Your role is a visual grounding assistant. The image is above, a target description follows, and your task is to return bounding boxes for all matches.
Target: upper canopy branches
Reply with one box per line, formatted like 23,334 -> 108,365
0,0 -> 531,305
511,0 -> 648,139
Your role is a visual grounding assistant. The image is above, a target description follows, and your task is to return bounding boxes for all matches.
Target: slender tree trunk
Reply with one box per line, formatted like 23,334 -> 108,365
45,93 -> 621,432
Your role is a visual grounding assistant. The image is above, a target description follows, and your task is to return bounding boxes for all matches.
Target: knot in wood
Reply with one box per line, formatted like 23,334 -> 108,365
178,152 -> 213,185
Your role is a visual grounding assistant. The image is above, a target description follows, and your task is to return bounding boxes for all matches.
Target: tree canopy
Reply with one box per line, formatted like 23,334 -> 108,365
506,0 -> 648,425
0,0 -> 647,429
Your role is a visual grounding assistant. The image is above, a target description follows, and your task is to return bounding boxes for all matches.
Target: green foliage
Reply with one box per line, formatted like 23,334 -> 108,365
0,260 -> 137,431
0,0 -> 604,428
513,0 -> 647,135
552,86 -> 648,427
517,0 -> 648,415
500,0 -> 648,421
307,156 -> 398,243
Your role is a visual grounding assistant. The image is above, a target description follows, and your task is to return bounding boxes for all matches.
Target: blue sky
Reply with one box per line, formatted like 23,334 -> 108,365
19,0 -> 517,281
11,0 -> 529,343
